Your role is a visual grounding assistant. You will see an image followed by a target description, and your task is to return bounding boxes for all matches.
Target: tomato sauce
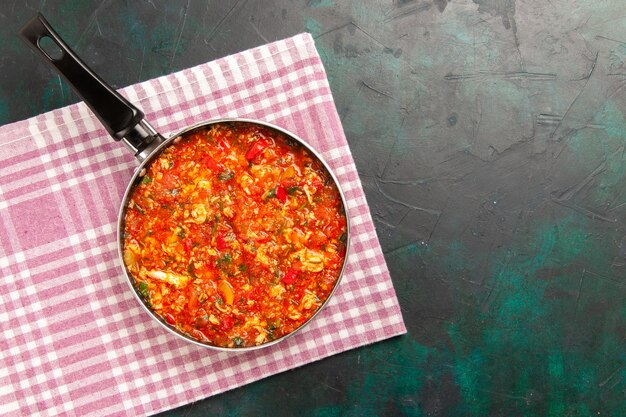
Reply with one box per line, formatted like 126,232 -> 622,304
123,122 -> 347,348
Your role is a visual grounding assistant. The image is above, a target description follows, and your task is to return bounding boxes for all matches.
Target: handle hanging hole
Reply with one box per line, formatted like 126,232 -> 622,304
38,36 -> 64,61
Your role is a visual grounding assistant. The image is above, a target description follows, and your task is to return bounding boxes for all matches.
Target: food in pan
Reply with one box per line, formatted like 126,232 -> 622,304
122,122 -> 347,348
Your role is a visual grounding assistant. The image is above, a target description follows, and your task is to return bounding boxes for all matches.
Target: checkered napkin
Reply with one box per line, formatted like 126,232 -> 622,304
0,33 -> 406,416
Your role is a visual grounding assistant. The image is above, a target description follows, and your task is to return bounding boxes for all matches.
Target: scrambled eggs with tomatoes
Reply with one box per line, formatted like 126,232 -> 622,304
123,122 -> 347,348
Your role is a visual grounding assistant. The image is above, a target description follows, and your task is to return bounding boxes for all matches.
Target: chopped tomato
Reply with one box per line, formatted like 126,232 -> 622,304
245,138 -> 270,160
202,154 -> 220,171
282,268 -> 298,285
256,233 -> 271,244
192,329 -> 209,342
221,315 -> 234,331
187,285 -> 198,311
276,185 -> 287,203
218,139 -> 230,149
216,231 -> 228,251
184,238 -> 193,255
165,313 -> 176,325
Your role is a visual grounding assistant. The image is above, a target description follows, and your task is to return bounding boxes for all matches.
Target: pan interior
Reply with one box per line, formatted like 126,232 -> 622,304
118,119 -> 350,351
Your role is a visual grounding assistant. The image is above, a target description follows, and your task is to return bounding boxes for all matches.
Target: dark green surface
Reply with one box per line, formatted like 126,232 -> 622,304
2,1 -> 625,416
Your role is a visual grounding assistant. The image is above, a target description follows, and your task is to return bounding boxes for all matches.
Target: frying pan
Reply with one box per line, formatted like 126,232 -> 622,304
19,13 -> 350,351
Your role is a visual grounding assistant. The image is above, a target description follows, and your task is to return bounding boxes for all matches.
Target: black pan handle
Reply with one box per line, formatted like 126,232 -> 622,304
18,13 -> 163,160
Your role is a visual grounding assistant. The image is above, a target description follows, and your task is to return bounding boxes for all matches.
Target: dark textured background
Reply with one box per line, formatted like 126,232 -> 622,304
2,1 -> 625,416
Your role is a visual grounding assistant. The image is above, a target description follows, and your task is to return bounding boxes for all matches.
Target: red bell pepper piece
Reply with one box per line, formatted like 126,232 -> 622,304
202,154 -> 220,171
219,139 -> 230,149
245,139 -> 270,161
165,313 -> 176,325
256,234 -> 271,244
275,185 -> 287,203
184,238 -> 193,256
221,315 -> 234,331
187,285 -> 198,311
282,268 -> 298,285
217,231 -> 228,251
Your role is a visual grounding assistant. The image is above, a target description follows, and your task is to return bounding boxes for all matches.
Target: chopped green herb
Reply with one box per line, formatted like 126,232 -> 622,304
265,187 -> 276,201
141,175 -> 152,184
216,296 -> 224,305
233,337 -> 244,347
137,281 -> 150,300
218,170 -> 234,181
217,252 -> 232,270
177,229 -> 186,239
212,215 -> 220,235
187,262 -> 197,278
266,327 -> 275,339
339,232 -> 347,244
287,186 -> 301,195
238,264 -> 247,272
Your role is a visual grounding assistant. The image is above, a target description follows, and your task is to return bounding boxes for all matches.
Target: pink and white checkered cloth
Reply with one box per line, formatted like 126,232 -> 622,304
0,33 -> 406,416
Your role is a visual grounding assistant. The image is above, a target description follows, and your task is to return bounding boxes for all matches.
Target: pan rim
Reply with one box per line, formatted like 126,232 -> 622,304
116,117 -> 351,351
